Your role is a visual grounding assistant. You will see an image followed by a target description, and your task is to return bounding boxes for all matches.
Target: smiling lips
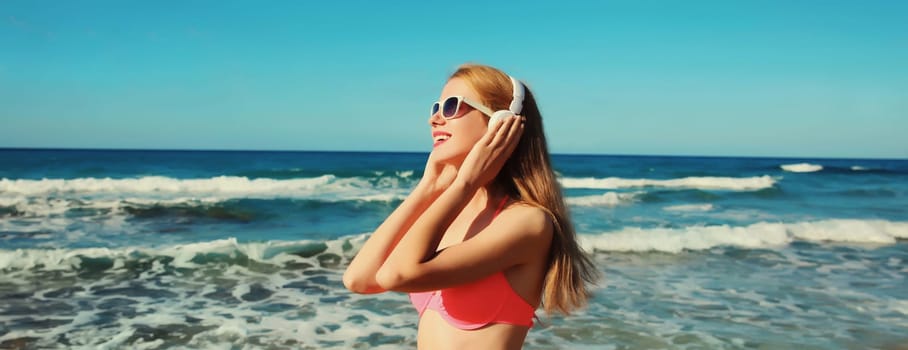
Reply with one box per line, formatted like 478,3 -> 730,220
432,131 -> 451,147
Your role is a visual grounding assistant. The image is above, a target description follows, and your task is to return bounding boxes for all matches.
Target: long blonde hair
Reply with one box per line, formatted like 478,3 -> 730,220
450,63 -> 598,315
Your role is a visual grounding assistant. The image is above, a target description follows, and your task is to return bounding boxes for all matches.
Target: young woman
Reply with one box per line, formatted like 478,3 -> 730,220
343,63 -> 597,349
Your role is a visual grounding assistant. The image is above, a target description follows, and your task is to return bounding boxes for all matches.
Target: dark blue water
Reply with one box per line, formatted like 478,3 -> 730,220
1,149 -> 906,349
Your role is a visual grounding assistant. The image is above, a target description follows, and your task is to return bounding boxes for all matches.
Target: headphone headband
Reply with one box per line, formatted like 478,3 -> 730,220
508,76 -> 525,115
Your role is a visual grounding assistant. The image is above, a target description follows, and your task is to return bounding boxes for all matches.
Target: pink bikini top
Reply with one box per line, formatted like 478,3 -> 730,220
408,197 -> 536,329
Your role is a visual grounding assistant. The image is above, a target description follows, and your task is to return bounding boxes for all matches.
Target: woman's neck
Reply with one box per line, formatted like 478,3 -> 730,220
465,185 -> 506,214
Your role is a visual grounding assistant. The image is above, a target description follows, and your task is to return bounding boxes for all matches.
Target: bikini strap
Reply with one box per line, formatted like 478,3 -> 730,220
492,196 -> 509,218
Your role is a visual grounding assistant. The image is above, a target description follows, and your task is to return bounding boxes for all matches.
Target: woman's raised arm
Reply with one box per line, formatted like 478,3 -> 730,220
342,157 -> 456,294
343,182 -> 437,294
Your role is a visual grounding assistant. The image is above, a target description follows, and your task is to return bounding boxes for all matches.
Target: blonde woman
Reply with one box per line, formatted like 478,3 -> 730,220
344,63 -> 597,349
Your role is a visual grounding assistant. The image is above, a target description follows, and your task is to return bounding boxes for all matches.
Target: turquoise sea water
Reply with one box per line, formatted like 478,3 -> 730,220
1,149 -> 906,349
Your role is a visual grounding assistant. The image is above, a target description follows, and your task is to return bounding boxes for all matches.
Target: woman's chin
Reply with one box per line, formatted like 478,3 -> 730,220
430,148 -> 466,166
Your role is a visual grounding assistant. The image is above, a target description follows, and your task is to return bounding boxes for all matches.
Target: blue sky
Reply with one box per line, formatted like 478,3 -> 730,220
1,1 -> 906,158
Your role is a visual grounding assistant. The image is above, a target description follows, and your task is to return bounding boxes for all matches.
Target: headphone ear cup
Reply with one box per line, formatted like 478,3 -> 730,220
488,111 -> 514,130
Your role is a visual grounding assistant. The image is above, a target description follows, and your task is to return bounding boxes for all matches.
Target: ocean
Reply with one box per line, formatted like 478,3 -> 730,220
0,149 -> 906,349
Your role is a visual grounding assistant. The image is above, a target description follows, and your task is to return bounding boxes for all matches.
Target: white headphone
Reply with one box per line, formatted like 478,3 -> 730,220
488,76 -> 525,130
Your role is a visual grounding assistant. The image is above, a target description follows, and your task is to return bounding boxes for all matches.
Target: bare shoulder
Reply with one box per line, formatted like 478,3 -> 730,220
496,201 -> 554,240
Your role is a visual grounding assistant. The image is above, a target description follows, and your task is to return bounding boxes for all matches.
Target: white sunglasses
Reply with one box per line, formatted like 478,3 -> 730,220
430,96 -> 495,120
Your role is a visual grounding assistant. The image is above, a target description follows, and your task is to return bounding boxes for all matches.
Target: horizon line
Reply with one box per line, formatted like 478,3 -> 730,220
0,147 -> 905,161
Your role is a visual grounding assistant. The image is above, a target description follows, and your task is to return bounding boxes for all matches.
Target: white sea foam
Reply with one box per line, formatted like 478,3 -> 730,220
6,219 -> 906,271
0,175 -> 383,198
566,192 -> 640,207
0,175 -> 412,217
0,250 -> 416,348
0,234 -> 365,272
780,163 -> 823,173
580,219 -> 908,253
560,175 -> 776,191
663,204 -> 714,212
0,174 -> 776,218
851,166 -> 869,171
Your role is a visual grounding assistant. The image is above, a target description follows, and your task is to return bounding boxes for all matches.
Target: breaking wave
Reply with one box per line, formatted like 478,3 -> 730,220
0,235 -> 366,273
7,219 -> 906,273
663,204 -> 714,212
560,175 -> 776,191
0,175 -> 411,200
580,219 -> 908,253
0,175 -> 411,219
780,163 -> 823,173
566,192 -> 640,207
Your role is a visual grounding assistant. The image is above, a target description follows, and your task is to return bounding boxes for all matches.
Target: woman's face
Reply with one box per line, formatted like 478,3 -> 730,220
428,78 -> 489,165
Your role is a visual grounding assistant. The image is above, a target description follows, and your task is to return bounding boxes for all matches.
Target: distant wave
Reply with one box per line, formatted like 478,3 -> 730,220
1,174 -> 779,218
580,219 -> 908,253
234,168 -> 416,180
0,175 -> 411,201
0,196 -> 406,222
831,165 -> 904,174
780,163 -> 823,173
663,204 -> 714,212
0,175 -> 412,219
777,164 -> 904,175
560,175 -> 776,191
0,175 -> 392,197
0,174 -> 794,197
566,192 -> 639,207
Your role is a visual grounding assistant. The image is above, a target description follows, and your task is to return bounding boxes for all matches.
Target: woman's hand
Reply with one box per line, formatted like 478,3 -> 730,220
374,114 -> 537,293
419,149 -> 458,195
456,115 -> 525,189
